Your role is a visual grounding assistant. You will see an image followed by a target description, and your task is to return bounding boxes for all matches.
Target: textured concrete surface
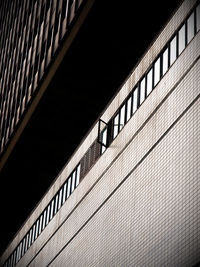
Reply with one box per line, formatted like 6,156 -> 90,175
1,0 -> 199,266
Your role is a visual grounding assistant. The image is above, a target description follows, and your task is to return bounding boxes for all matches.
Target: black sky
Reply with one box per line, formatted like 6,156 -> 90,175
0,0 -> 182,255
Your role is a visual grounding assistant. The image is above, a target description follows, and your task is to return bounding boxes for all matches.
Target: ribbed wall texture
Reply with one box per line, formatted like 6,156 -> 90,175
0,0 -> 83,156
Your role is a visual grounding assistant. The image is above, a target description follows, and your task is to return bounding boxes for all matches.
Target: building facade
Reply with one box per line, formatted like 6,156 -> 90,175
0,0 -> 94,171
1,0 -> 200,266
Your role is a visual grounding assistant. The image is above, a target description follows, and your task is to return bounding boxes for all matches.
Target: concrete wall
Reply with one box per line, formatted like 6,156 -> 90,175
25,33 -> 200,267
1,0 -> 199,266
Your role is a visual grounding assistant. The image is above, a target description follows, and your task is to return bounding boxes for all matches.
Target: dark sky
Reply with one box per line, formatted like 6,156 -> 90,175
0,0 -> 182,255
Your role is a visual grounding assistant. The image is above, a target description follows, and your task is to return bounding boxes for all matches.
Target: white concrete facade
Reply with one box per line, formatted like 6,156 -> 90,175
1,0 -> 200,266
